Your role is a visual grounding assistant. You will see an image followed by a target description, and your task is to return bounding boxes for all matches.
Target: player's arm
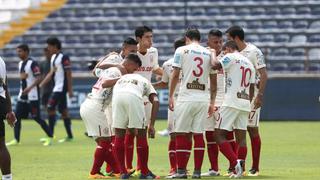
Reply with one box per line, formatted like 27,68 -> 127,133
212,60 -> 222,70
148,93 -> 159,139
66,69 -> 73,97
249,83 -> 255,102
152,81 -> 168,89
4,77 -> 16,127
152,67 -> 163,76
255,67 -> 267,108
208,73 -> 217,118
208,47 -> 217,66
101,78 -> 120,88
169,67 -> 180,111
39,68 -> 54,88
22,62 -> 42,95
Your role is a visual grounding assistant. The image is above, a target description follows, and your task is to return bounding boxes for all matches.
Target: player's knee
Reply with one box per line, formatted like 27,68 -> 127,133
247,127 -> 259,137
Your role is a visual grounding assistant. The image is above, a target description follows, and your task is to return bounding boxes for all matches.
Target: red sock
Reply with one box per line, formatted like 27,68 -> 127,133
175,135 -> 192,170
113,136 -> 127,174
90,141 -> 108,175
251,135 -> 261,170
193,134 -> 205,171
125,133 -> 135,170
227,131 -> 238,155
104,140 -> 120,174
218,141 -> 237,168
238,146 -> 247,160
106,137 -> 114,173
136,136 -> 149,175
168,139 -> 177,171
106,164 -> 112,173
205,131 -> 219,171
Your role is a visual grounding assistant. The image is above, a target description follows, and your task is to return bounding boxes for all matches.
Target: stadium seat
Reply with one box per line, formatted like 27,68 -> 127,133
23,36 -> 37,44
291,48 -> 306,57
308,34 -> 320,43
104,9 -> 118,17
190,8 -> 205,16
289,63 -> 305,72
308,63 -> 320,71
75,9 -> 89,18
218,21 -> 232,30
60,8 -> 75,18
221,8 -> 235,16
278,21 -> 293,29
282,7 -> 296,15
274,34 -> 290,43
236,8 -> 250,16
65,36 -> 80,44
311,7 -> 320,15
157,21 -> 172,30
154,35 -> 168,43
206,7 -> 220,16
84,22 -> 99,31
56,22 -> 70,31
293,20 -> 308,29
263,21 -> 278,29
90,9 -> 104,17
148,9 -> 161,17
80,35 -> 94,44
251,7 -> 266,16
42,22 -> 56,31
260,34 -> 274,43
271,48 -> 290,56
70,22 -> 85,30
132,9 -> 146,17
265,7 -> 280,16
308,48 -> 320,60
234,21 -> 247,29
10,36 -> 23,44
246,34 -> 259,43
291,35 -> 307,43
296,6 -> 311,15
309,20 -> 320,29
247,21 -> 262,29
271,62 -> 289,71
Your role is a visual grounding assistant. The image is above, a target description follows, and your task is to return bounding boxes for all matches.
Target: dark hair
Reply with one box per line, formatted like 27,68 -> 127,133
185,27 -> 201,41
17,44 -> 29,53
123,37 -> 138,46
222,40 -> 239,51
46,37 -> 62,50
208,29 -> 223,37
225,25 -> 244,40
125,53 -> 142,67
174,37 -> 185,50
135,26 -> 153,38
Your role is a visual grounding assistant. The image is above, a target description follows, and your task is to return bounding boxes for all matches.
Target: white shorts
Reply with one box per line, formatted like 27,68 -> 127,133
112,93 -> 146,129
104,104 -> 115,136
174,101 -> 208,133
248,106 -> 261,127
215,106 -> 249,131
80,98 -> 112,137
204,106 -> 220,131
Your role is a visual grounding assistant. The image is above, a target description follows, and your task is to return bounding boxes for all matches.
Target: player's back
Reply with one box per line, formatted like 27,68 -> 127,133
113,73 -> 155,99
173,43 -> 213,102
220,52 -> 255,112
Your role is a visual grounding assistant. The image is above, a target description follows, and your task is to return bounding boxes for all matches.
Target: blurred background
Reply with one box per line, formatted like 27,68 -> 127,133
0,0 -> 319,120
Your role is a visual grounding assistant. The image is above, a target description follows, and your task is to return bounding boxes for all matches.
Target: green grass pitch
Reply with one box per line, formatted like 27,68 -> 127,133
4,120 -> 320,179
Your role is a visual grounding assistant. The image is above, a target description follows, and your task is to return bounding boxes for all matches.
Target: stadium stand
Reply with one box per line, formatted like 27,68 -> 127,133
0,0 -> 319,73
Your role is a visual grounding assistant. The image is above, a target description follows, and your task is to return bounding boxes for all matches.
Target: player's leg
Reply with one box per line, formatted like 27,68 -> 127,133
113,128 -> 128,177
247,108 -> 261,176
89,137 -> 112,178
47,92 -> 58,135
0,99 -> 12,179
124,128 -> 135,171
167,108 -> 176,176
59,93 -> 73,142
30,101 -> 53,145
6,101 -> 25,146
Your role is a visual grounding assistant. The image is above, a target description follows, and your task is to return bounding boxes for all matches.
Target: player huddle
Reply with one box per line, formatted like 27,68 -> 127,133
80,25 -> 267,179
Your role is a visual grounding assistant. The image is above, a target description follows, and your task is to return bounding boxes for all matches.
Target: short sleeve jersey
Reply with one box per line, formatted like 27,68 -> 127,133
113,74 -> 157,100
51,53 -> 71,92
91,67 -> 122,105
18,58 -> 41,101
219,52 -> 256,112
240,43 -> 266,83
135,47 -> 159,81
161,58 -> 180,97
95,53 -> 124,77
172,43 -> 215,102
0,57 -> 6,98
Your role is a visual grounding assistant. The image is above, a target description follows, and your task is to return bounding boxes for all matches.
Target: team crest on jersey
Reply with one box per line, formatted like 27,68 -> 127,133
186,78 -> 205,90
184,50 -> 189,54
237,89 -> 250,100
222,57 -> 231,66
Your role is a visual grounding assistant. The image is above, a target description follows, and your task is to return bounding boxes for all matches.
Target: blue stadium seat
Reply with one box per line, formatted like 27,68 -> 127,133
104,9 -> 118,17
190,8 -> 205,16
65,36 -> 80,44
308,63 -> 320,71
247,21 -> 262,29
260,34 -> 274,43
84,22 -> 99,31
274,34 -> 290,43
202,21 -> 218,30
80,35 -> 94,44
3,49 -> 16,57
251,7 -> 265,16
94,35 -> 109,44
265,7 -> 280,16
293,20 -> 308,29
291,35 -> 307,43
154,35 -> 168,43
56,22 -> 70,31
311,7 -> 320,15
99,22 -> 114,30
10,36 -> 23,44
246,34 -> 259,43
163,9 -> 176,17
234,21 -> 247,29
70,22 -> 84,30
221,8 -> 235,16
308,34 -> 320,43
74,49 -> 90,57
118,9 -> 132,17
90,48 -> 105,57
60,8 -> 75,18
218,21 -> 232,30
75,9 -> 89,18
148,9 -> 161,16
172,21 -> 185,30
296,6 -> 311,15
271,48 -> 289,56
282,7 -> 296,15
90,9 -> 104,17
23,36 -> 37,44
290,48 -> 305,57
310,20 -> 320,29
263,21 -> 278,29
272,63 -> 288,71
114,22 -> 128,30
278,21 -> 293,29
31,48 -> 43,57
132,9 -> 146,16
29,24 -> 42,31
42,22 -> 56,31
289,63 -> 305,72
207,7 -> 220,16
308,48 -> 320,60
236,8 -> 250,16
157,21 -> 172,30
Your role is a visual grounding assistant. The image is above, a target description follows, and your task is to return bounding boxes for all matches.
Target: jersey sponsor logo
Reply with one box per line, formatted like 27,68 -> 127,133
237,89 -> 250,100
137,66 -> 153,72
222,57 -> 231,66
186,78 -> 205,90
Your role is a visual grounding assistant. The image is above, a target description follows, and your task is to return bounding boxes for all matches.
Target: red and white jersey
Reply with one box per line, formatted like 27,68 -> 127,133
215,52 -> 226,106
113,74 -> 157,100
172,43 -> 216,102
0,57 -> 6,98
135,47 -> 159,81
90,67 -> 122,105
18,58 -> 41,101
162,58 -> 180,97
51,53 -> 71,92
95,53 -> 123,77
240,43 -> 266,83
219,52 -> 255,112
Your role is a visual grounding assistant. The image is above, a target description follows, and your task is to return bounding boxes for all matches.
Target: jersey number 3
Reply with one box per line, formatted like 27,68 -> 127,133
192,57 -> 203,77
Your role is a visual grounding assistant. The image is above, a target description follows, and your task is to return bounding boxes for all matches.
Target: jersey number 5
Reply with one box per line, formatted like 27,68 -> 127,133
192,57 -> 203,77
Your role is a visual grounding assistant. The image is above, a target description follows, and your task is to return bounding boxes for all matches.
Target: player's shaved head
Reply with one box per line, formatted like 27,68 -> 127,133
123,37 -> 138,46
135,26 -> 153,38
185,27 -> 201,41
226,26 -> 245,41
125,53 -> 142,67
222,40 -> 239,51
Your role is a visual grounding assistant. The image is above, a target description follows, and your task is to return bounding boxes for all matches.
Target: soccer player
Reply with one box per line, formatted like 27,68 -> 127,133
80,53 -> 142,179
40,37 -> 74,143
6,44 -> 53,146
226,26 -> 268,176
0,56 -> 17,180
212,41 -> 255,178
109,73 -> 159,179
152,37 -> 185,177
169,27 -> 217,178
40,47 -> 53,109
125,26 -> 162,175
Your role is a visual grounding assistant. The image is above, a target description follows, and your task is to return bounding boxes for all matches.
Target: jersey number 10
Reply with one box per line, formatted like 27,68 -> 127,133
240,66 -> 252,88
